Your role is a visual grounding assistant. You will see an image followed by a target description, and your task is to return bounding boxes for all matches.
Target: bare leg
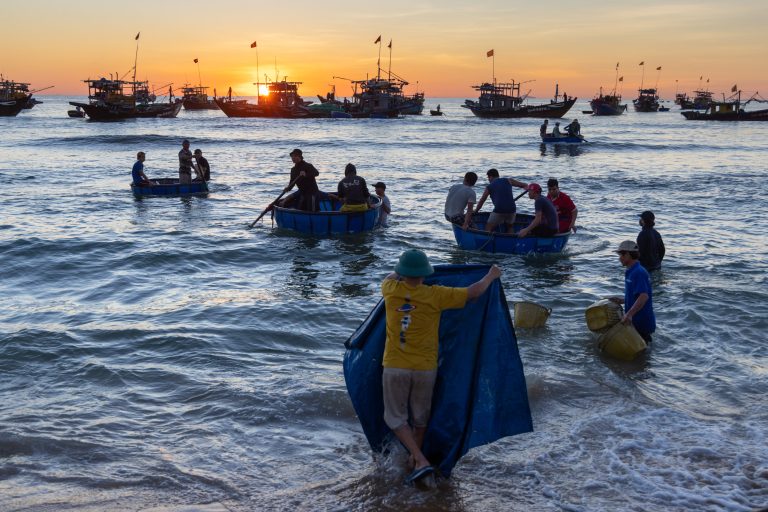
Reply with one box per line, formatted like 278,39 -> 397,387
392,424 -> 430,470
485,221 -> 498,233
505,214 -> 517,234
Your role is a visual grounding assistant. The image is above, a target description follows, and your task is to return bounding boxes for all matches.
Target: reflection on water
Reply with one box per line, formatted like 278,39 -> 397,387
334,234 -> 379,297
287,237 -> 321,299
539,142 -> 584,157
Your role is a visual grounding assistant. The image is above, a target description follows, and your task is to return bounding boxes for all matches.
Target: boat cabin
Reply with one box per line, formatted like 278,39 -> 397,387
471,82 -> 523,110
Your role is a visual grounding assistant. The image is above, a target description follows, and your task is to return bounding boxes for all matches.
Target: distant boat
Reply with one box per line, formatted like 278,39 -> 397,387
131,178 -> 209,197
181,85 -> 219,110
679,89 -> 714,110
463,80 -> 576,119
215,81 -> 320,118
658,105 -> 670,112
681,91 -> 768,121
541,134 -> 585,144
633,88 -> 660,112
0,76 -> 32,116
67,107 -> 85,118
451,212 -> 570,254
69,78 -> 182,120
430,104 -> 444,116
589,65 -> 628,116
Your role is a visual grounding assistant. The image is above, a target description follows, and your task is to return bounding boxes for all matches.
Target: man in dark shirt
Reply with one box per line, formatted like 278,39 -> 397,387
636,210 -> 665,271
336,163 -> 370,212
178,139 -> 193,185
193,149 -> 210,182
475,168 -> 529,233
517,183 -> 558,237
540,119 -> 549,138
284,148 -> 320,212
131,151 -> 151,186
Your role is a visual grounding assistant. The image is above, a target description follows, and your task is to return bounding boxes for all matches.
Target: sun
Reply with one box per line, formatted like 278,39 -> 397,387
258,84 -> 269,96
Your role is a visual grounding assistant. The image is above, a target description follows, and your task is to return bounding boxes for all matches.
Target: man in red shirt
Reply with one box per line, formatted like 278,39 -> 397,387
546,178 -> 578,233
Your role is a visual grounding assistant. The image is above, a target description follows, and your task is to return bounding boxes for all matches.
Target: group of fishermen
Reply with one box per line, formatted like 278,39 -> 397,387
131,139 -> 211,187
540,118 -> 581,138
445,170 -> 577,238
276,148 -> 391,226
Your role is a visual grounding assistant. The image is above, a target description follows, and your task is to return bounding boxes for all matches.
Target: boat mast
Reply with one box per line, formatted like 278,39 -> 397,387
251,40 -> 259,103
387,39 -> 392,81
375,35 -> 382,79
195,58 -> 202,89
614,62 -> 619,95
133,31 -> 140,106
638,61 -> 645,91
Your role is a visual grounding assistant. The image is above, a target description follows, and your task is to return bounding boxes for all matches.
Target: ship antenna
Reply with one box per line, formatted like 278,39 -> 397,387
133,31 -> 141,106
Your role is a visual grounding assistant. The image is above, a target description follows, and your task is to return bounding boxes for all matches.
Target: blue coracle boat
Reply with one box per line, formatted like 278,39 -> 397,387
131,178 -> 209,197
343,264 -> 533,477
541,135 -> 585,144
273,194 -> 381,235
451,212 -> 570,254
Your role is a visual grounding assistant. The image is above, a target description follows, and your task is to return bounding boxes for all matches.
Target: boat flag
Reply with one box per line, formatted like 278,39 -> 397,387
135,32 -> 140,41
706,78 -> 709,83
487,49 -> 494,57
194,58 -> 198,64
700,76 -> 703,80
250,41 -> 257,48
639,61 -> 644,66
656,66 -> 662,70
616,62 -> 619,69
388,39 -> 392,49
619,76 -> 624,82
732,84 -> 738,92
374,35 -> 381,44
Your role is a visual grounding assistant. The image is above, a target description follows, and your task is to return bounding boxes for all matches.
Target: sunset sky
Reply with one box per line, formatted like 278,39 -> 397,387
2,0 -> 766,99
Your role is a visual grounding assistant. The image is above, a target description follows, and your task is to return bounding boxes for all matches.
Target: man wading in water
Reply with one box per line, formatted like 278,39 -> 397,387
381,249 -> 501,484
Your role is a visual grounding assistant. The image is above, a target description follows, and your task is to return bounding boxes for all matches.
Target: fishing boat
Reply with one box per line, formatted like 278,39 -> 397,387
450,212 -> 570,254
67,107 -> 85,118
658,105 -> 670,112
215,81 -> 319,118
430,104 -> 444,116
541,134 -> 584,144
131,178 -> 209,197
681,91 -> 768,121
273,195 -> 381,235
69,78 -> 182,120
181,85 -> 219,110
334,75 -> 422,118
463,81 -> 576,119
679,89 -> 713,110
0,77 -> 32,117
590,88 -> 627,116
675,92 -> 689,106
633,88 -> 660,112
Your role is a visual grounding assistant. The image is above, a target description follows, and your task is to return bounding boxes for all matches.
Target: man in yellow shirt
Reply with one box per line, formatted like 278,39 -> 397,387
381,249 -> 502,483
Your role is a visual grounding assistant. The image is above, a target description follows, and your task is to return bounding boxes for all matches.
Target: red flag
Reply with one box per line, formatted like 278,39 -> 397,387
374,35 -> 381,44
135,32 -> 140,41
194,58 -> 198,64
706,78 -> 710,83
388,39 -> 392,49
616,62 -> 619,69
731,84 -> 738,92
250,41 -> 257,48
639,61 -> 644,66
699,76 -> 703,80
487,49 -> 494,57
619,76 -> 623,82
656,66 -> 662,71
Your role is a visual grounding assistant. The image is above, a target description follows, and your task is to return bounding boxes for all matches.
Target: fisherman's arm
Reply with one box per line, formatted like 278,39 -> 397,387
518,211 -> 542,237
570,207 -> 578,232
507,178 -> 528,189
622,293 -> 648,325
462,201 -> 475,229
475,189 -> 490,212
466,265 -> 502,299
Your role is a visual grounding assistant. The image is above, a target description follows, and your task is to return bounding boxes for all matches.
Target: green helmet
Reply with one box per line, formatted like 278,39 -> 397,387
395,249 -> 434,277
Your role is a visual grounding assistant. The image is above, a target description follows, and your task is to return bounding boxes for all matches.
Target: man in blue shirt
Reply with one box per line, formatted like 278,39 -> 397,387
611,240 -> 656,342
131,152 -> 151,186
474,168 -> 529,233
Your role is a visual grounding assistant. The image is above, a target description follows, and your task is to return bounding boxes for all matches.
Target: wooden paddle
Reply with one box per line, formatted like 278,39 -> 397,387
249,177 -> 299,228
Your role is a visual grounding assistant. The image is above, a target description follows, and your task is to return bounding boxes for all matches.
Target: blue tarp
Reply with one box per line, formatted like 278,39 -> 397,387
343,264 -> 533,477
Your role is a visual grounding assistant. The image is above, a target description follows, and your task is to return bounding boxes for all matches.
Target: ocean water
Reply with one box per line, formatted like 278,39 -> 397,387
1,96 -> 767,511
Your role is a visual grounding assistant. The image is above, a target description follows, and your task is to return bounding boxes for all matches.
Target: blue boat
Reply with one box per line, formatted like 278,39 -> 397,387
451,212 -> 570,254
273,194 -> 381,235
130,178 -> 209,197
541,135 -> 585,144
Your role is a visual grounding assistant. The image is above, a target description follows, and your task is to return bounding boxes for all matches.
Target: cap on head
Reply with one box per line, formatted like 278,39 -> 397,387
374,181 -> 386,190
546,178 -> 559,188
182,139 -> 190,145
344,163 -> 357,176
616,240 -> 639,253
528,183 -> 542,193
395,249 -> 434,278
639,210 -> 655,223
289,148 -> 303,157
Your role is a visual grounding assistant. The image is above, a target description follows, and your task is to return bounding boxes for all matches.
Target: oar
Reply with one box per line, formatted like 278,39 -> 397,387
470,188 -> 529,223
249,177 -> 299,228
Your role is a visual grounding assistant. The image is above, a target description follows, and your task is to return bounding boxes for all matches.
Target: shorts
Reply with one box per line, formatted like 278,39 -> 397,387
445,213 -> 466,225
340,203 -> 369,212
382,367 -> 437,430
488,212 -> 516,226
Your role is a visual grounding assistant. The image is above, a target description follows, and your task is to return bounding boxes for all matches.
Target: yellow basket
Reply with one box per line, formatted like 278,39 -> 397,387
585,299 -> 624,333
513,301 -> 552,329
597,322 -> 647,361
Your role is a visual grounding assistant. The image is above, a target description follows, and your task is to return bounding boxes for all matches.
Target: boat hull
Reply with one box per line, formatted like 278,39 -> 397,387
215,98 -> 321,118
463,98 -> 576,119
71,101 -> 182,120
589,99 -> 627,116
274,195 -> 380,235
182,98 -> 220,110
681,109 -> 768,121
451,213 -> 570,254
541,135 -> 584,144
0,97 -> 29,117
131,178 -> 209,197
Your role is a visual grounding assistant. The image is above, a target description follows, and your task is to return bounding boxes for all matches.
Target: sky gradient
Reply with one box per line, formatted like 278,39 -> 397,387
2,0 -> 766,99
